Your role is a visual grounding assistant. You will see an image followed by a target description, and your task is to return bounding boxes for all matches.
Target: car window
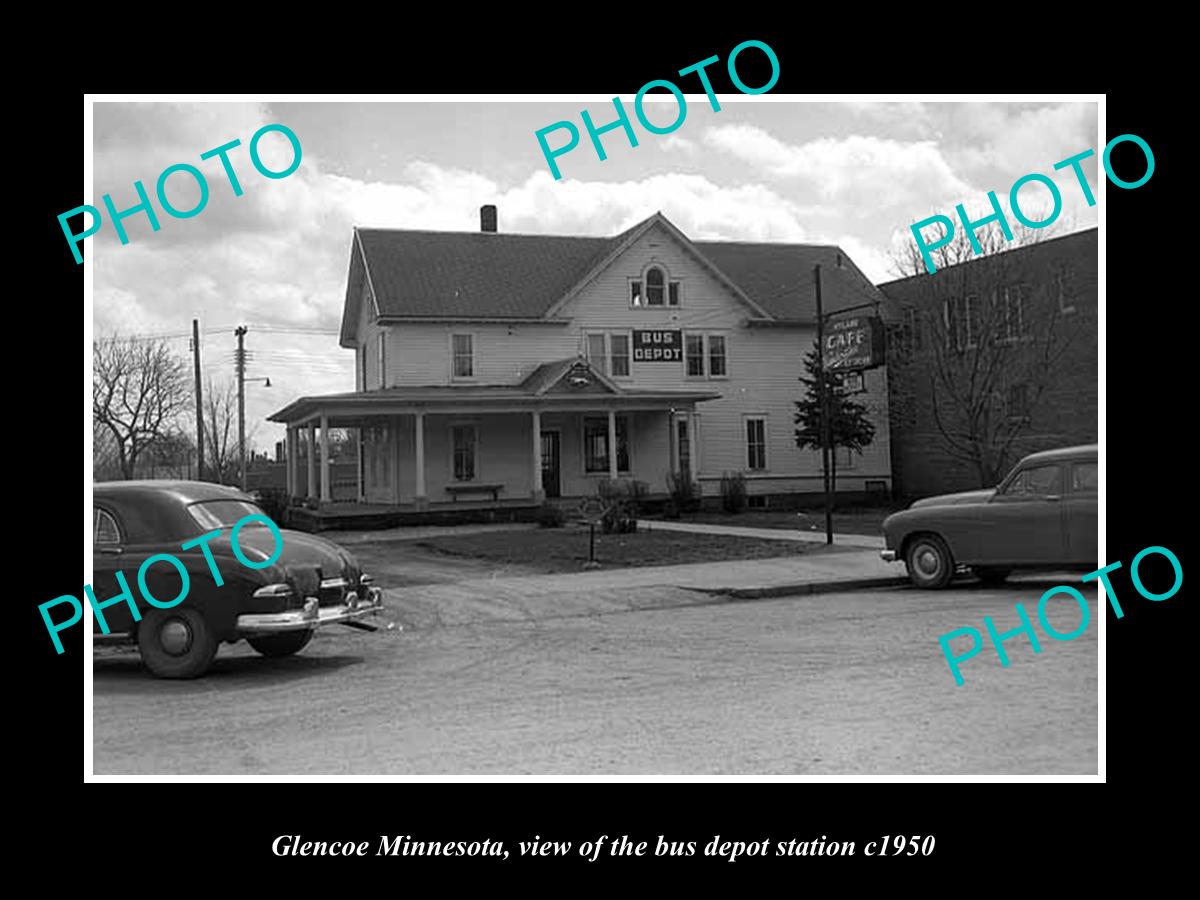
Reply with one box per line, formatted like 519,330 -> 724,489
94,508 -> 121,544
1072,462 -> 1098,493
188,500 -> 268,531
1002,464 -> 1062,497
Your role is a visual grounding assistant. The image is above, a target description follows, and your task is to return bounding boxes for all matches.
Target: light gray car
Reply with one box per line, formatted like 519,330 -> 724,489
881,445 -> 1098,588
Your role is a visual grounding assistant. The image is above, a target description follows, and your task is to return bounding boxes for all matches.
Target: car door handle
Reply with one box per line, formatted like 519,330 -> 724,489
98,546 -> 123,555
1044,495 -> 1061,502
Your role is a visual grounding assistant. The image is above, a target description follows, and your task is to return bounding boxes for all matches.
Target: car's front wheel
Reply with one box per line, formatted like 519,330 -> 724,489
137,607 -> 219,679
905,534 -> 955,589
247,630 -> 313,658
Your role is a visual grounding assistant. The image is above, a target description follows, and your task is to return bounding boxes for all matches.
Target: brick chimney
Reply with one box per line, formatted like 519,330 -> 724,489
480,204 -> 497,233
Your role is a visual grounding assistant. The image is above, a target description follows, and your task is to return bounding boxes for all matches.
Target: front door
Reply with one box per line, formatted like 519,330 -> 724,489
541,431 -> 561,498
983,462 -> 1068,564
677,418 -> 691,478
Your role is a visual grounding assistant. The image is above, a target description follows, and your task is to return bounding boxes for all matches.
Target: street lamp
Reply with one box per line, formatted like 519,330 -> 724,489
239,375 -> 271,490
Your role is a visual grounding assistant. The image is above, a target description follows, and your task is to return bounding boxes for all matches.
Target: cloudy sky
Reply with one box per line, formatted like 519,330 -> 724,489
91,99 -> 1099,449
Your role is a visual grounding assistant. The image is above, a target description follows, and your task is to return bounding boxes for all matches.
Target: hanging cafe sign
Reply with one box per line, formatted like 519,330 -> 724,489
824,315 -> 885,372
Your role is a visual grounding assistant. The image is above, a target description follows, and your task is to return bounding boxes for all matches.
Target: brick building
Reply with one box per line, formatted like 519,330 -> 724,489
878,228 -> 1097,499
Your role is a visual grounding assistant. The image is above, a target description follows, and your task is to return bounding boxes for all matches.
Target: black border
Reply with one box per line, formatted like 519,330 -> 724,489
29,31 -> 1184,881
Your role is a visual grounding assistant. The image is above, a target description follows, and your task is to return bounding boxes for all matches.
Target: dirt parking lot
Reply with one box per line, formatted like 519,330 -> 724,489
93,572 -> 1097,776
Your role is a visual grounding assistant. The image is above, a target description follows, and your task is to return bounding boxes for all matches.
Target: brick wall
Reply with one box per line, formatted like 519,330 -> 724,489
879,229 -> 1098,499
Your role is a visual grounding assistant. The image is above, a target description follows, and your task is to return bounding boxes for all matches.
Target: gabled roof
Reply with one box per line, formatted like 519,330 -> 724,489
339,213 -> 884,344
542,212 -> 770,319
518,357 -> 621,395
697,240 -> 886,321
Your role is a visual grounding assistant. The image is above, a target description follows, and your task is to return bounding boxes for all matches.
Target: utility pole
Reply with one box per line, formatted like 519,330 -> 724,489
813,265 -> 834,545
235,325 -> 247,491
192,319 -> 205,482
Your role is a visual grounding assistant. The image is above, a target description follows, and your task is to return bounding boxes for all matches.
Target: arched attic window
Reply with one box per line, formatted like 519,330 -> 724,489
646,266 -> 665,305
631,265 -> 680,308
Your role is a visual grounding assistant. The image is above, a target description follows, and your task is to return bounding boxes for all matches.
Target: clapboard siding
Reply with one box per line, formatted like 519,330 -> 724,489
365,221 -> 892,495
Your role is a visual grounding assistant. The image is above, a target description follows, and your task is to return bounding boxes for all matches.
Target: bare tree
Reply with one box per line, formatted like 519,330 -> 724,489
93,337 -> 191,480
888,223 -> 1085,486
149,429 -> 196,478
202,377 -> 250,484
891,218 -> 1061,280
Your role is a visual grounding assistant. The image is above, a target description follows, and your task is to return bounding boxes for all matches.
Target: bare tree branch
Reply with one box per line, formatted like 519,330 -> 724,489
93,337 -> 191,479
888,224 -> 1084,486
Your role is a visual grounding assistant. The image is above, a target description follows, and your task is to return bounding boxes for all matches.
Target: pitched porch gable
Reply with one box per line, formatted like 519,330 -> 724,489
543,212 -> 774,322
519,357 -> 622,396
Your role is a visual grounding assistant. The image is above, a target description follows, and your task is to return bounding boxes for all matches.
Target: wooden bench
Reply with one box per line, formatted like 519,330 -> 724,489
445,483 -> 504,503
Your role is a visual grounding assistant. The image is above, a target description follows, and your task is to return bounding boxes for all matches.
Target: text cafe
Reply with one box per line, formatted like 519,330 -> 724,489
267,207 -> 894,525
824,316 -> 886,372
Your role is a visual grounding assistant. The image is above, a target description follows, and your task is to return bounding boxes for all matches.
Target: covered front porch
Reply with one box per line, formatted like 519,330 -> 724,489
268,359 -> 719,524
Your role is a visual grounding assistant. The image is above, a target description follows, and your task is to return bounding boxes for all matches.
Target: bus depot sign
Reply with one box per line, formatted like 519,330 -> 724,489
824,316 -> 885,372
633,330 -> 682,362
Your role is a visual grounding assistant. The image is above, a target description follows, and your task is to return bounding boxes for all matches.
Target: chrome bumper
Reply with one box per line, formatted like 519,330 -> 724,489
236,587 -> 384,634
880,549 -> 897,562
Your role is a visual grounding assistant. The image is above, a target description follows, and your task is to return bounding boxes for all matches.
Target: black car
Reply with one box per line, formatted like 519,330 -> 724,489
92,480 -> 382,678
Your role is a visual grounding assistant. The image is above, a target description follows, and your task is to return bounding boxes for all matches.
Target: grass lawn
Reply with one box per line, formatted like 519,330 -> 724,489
646,506 -> 901,536
415,525 -> 814,573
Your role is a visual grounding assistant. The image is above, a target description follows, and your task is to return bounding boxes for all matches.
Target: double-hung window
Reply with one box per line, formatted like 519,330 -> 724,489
586,333 -> 607,370
451,425 -> 477,482
998,286 -> 1026,342
685,334 -> 705,377
452,333 -> 474,379
684,333 -> 729,378
609,333 -> 630,377
944,296 -> 980,351
586,332 -> 632,378
377,332 -> 387,388
707,335 -> 727,377
583,416 -> 630,473
745,417 -> 767,471
1007,383 -> 1030,419
1056,274 -> 1076,316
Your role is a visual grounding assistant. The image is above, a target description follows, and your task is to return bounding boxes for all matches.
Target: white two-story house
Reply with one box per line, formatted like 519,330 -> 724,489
268,207 -> 892,515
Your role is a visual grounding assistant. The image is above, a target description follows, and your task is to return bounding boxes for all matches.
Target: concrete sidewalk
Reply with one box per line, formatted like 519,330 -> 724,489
637,518 -> 884,549
383,547 -> 906,628
328,522 -> 536,545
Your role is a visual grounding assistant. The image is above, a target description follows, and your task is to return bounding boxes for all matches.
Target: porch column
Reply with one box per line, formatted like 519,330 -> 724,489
356,425 -> 364,502
607,409 -> 618,480
414,411 -> 427,509
531,410 -> 544,501
319,415 -> 331,502
306,422 -> 317,499
286,428 -> 297,498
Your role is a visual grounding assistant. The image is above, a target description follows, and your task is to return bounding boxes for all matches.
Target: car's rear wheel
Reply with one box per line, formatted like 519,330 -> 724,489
137,607 -> 219,679
905,534 -> 955,589
976,567 -> 1012,585
247,630 -> 313,658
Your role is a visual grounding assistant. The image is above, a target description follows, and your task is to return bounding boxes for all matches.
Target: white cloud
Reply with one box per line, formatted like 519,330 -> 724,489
701,124 -> 976,218
843,102 -> 935,139
662,134 -> 699,155
93,104 -> 827,449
